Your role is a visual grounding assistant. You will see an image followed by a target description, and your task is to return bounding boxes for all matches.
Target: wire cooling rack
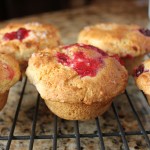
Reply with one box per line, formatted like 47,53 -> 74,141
0,77 -> 150,150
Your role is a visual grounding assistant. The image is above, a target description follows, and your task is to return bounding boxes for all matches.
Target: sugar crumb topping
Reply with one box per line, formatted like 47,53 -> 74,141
26,30 -> 48,41
25,22 -> 41,27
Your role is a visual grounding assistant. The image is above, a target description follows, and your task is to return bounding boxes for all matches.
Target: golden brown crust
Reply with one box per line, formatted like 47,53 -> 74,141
78,23 -> 150,57
135,59 -> 150,95
0,91 -> 8,110
0,53 -> 20,111
45,100 -> 111,120
0,22 -> 61,72
0,53 -> 21,93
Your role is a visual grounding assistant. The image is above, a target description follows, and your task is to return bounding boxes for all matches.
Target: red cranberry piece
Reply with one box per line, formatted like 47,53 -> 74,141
139,28 -> 150,37
57,44 -> 108,77
56,52 -> 70,66
72,51 -> 100,77
134,64 -> 144,77
3,32 -> 16,40
57,51 -> 101,77
16,28 -> 29,40
3,28 -> 30,41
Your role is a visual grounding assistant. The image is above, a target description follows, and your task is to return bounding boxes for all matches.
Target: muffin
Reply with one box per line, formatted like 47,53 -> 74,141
78,23 -> 150,74
134,59 -> 150,105
26,43 -> 128,120
0,54 -> 21,110
0,22 -> 61,73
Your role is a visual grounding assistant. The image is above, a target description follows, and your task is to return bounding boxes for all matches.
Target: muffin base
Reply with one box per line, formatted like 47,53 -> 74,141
44,100 -> 112,120
122,55 -> 144,75
0,91 -> 8,111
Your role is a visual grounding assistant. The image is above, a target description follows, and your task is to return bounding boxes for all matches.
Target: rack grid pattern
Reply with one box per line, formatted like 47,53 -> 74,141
0,77 -> 150,150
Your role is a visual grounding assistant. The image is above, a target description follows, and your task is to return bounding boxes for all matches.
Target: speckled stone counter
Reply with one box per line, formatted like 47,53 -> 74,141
0,0 -> 150,149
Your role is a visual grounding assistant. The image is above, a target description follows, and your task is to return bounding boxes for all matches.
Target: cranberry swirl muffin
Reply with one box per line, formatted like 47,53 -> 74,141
26,43 -> 128,120
0,22 -> 61,73
78,23 -> 150,74
0,54 -> 20,110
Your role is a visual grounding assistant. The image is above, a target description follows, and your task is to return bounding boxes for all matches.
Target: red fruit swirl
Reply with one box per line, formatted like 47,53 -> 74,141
57,44 -> 107,77
3,28 -> 30,41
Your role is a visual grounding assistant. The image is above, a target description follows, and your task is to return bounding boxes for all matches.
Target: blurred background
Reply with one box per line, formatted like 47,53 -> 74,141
0,0 -> 92,21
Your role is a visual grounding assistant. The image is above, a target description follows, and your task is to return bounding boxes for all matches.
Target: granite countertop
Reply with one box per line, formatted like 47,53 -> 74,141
0,0 -> 150,149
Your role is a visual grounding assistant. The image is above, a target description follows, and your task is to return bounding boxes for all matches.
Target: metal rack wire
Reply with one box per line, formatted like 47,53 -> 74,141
0,76 -> 150,150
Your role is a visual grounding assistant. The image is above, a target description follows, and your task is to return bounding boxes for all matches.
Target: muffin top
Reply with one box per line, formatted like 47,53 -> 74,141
0,22 -> 61,63
0,54 -> 21,93
26,43 -> 128,105
135,59 -> 150,95
78,23 -> 150,57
